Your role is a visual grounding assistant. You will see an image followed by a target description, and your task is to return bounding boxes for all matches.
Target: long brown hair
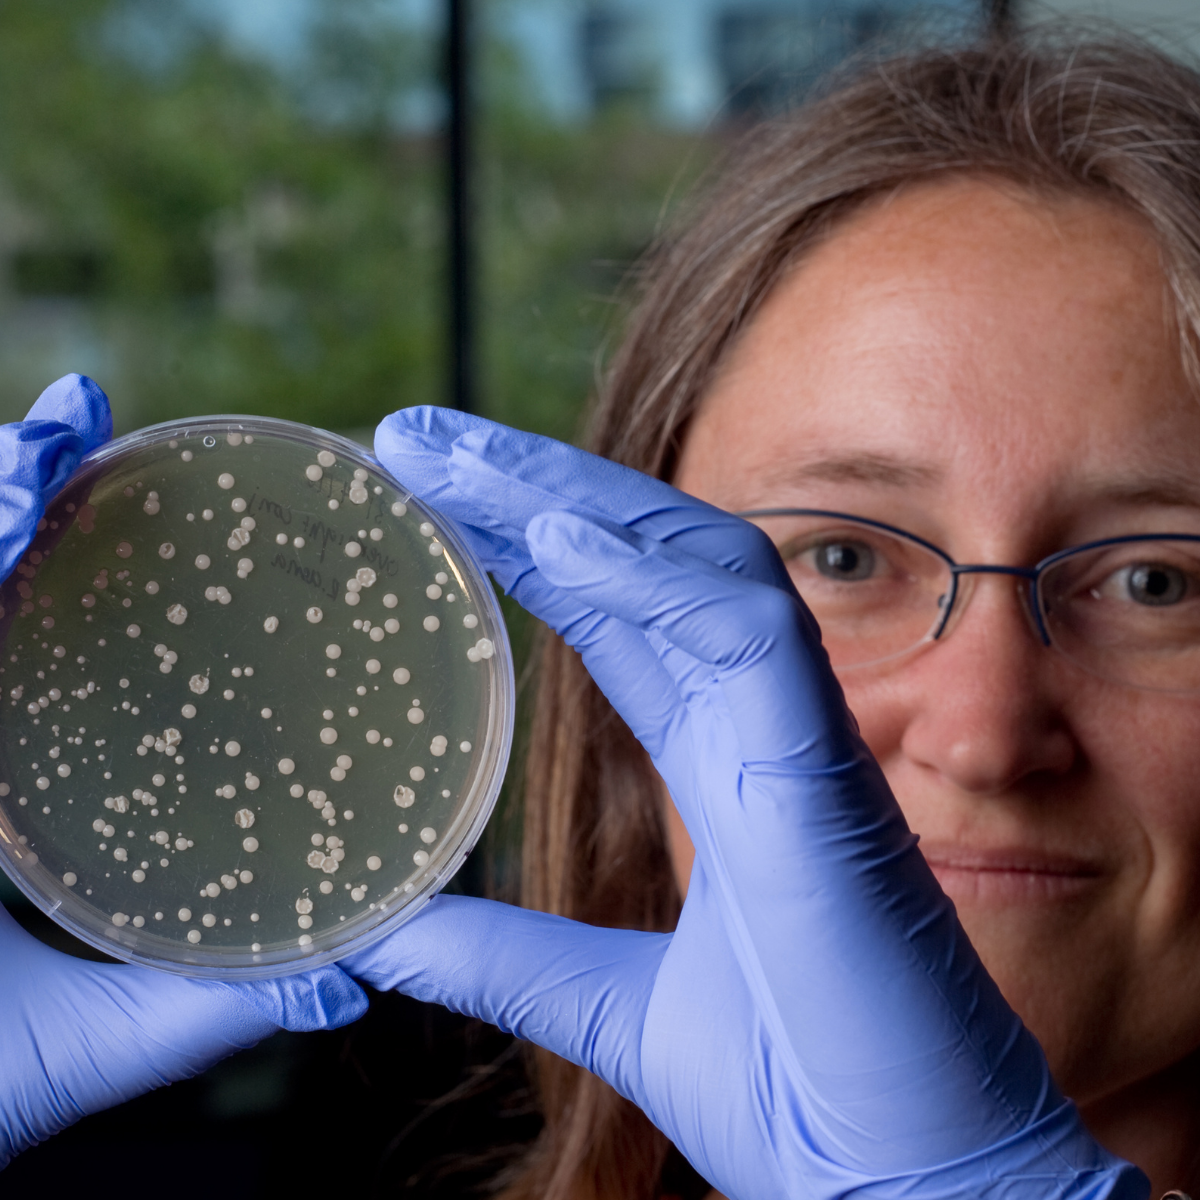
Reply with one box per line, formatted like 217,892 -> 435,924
500,30 -> 1200,1200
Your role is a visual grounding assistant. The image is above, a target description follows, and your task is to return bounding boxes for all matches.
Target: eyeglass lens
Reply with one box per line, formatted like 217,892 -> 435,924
748,513 -> 1200,692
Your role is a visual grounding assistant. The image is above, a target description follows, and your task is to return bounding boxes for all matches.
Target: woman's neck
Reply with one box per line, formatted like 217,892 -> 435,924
1080,1052 -> 1200,1197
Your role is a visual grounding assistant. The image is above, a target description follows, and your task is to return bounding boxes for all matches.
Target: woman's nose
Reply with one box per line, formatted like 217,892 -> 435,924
897,577 -> 1078,795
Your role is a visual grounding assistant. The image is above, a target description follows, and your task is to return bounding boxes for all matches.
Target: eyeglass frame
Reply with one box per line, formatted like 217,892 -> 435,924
737,506 -> 1200,654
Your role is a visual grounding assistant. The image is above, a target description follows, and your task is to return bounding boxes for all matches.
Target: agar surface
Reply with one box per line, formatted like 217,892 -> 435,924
0,426 -> 499,967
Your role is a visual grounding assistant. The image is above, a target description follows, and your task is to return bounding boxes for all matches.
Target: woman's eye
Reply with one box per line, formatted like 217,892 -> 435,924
810,540 -> 876,581
1118,562 -> 1190,606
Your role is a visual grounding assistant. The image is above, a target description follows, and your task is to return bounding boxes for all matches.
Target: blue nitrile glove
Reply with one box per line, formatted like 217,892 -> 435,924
0,376 -> 369,1168
345,406 -> 1149,1200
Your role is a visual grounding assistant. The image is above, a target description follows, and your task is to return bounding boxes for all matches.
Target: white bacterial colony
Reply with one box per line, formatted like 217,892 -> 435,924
0,427 -> 496,965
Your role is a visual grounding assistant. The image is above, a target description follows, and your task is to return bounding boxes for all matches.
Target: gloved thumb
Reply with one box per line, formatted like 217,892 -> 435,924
227,965 -> 370,1031
0,374 -> 113,580
340,894 -> 669,1109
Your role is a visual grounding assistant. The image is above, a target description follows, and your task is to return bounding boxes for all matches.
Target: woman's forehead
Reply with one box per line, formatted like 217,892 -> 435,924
682,178 -> 1200,519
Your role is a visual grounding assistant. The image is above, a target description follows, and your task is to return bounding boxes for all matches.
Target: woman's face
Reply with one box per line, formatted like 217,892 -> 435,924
672,178 -> 1200,1106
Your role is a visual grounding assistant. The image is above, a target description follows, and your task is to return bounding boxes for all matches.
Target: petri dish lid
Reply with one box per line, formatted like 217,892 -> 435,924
0,416 -> 513,978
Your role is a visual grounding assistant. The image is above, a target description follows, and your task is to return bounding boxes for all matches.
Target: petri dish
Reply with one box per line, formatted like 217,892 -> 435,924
0,416 -> 512,978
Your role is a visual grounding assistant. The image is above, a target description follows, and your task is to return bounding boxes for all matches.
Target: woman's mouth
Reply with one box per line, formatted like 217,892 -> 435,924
920,845 -> 1105,904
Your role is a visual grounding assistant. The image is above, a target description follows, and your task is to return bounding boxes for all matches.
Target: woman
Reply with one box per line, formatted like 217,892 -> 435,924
0,30 -> 1197,1200
491,33 -> 1200,1198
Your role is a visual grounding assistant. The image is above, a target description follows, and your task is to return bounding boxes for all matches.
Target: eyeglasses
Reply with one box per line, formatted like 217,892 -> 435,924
739,508 -> 1200,694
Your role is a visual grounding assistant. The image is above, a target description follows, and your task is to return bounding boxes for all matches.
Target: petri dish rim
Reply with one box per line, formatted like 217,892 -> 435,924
0,414 -> 514,978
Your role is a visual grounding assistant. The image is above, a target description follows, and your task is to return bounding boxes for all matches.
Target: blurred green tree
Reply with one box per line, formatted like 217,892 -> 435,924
0,0 -> 712,448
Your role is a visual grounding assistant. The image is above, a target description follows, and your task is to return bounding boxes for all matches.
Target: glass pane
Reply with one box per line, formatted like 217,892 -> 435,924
478,0 -> 985,442
0,0 -> 444,439
1022,1 -> 1200,62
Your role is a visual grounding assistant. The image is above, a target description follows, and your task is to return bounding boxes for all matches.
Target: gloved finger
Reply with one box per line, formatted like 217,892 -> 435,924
0,902 -> 367,1164
524,510 -> 1065,1158
221,967 -> 368,1032
340,893 -> 667,1112
376,416 -> 689,746
528,508 -> 831,767
376,408 -> 789,746
540,596 -> 686,760
434,517 -> 686,758
24,373 -> 113,454
375,407 -> 789,585
373,403 -> 479,511
0,375 -> 113,581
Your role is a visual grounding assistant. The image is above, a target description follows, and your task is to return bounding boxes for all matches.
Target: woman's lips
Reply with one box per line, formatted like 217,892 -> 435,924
921,846 -> 1105,904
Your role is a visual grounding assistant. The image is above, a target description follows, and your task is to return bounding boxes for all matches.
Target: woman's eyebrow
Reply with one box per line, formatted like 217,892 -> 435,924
766,454 -> 943,489
1090,475 -> 1200,508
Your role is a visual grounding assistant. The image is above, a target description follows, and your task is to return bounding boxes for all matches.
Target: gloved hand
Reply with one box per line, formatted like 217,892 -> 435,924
0,376 -> 369,1168
346,406 -> 1149,1200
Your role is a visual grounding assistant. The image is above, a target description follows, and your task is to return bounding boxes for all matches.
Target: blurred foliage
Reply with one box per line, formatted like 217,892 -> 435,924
0,0 -> 716,906
0,0 -> 714,445
477,35 -> 716,442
